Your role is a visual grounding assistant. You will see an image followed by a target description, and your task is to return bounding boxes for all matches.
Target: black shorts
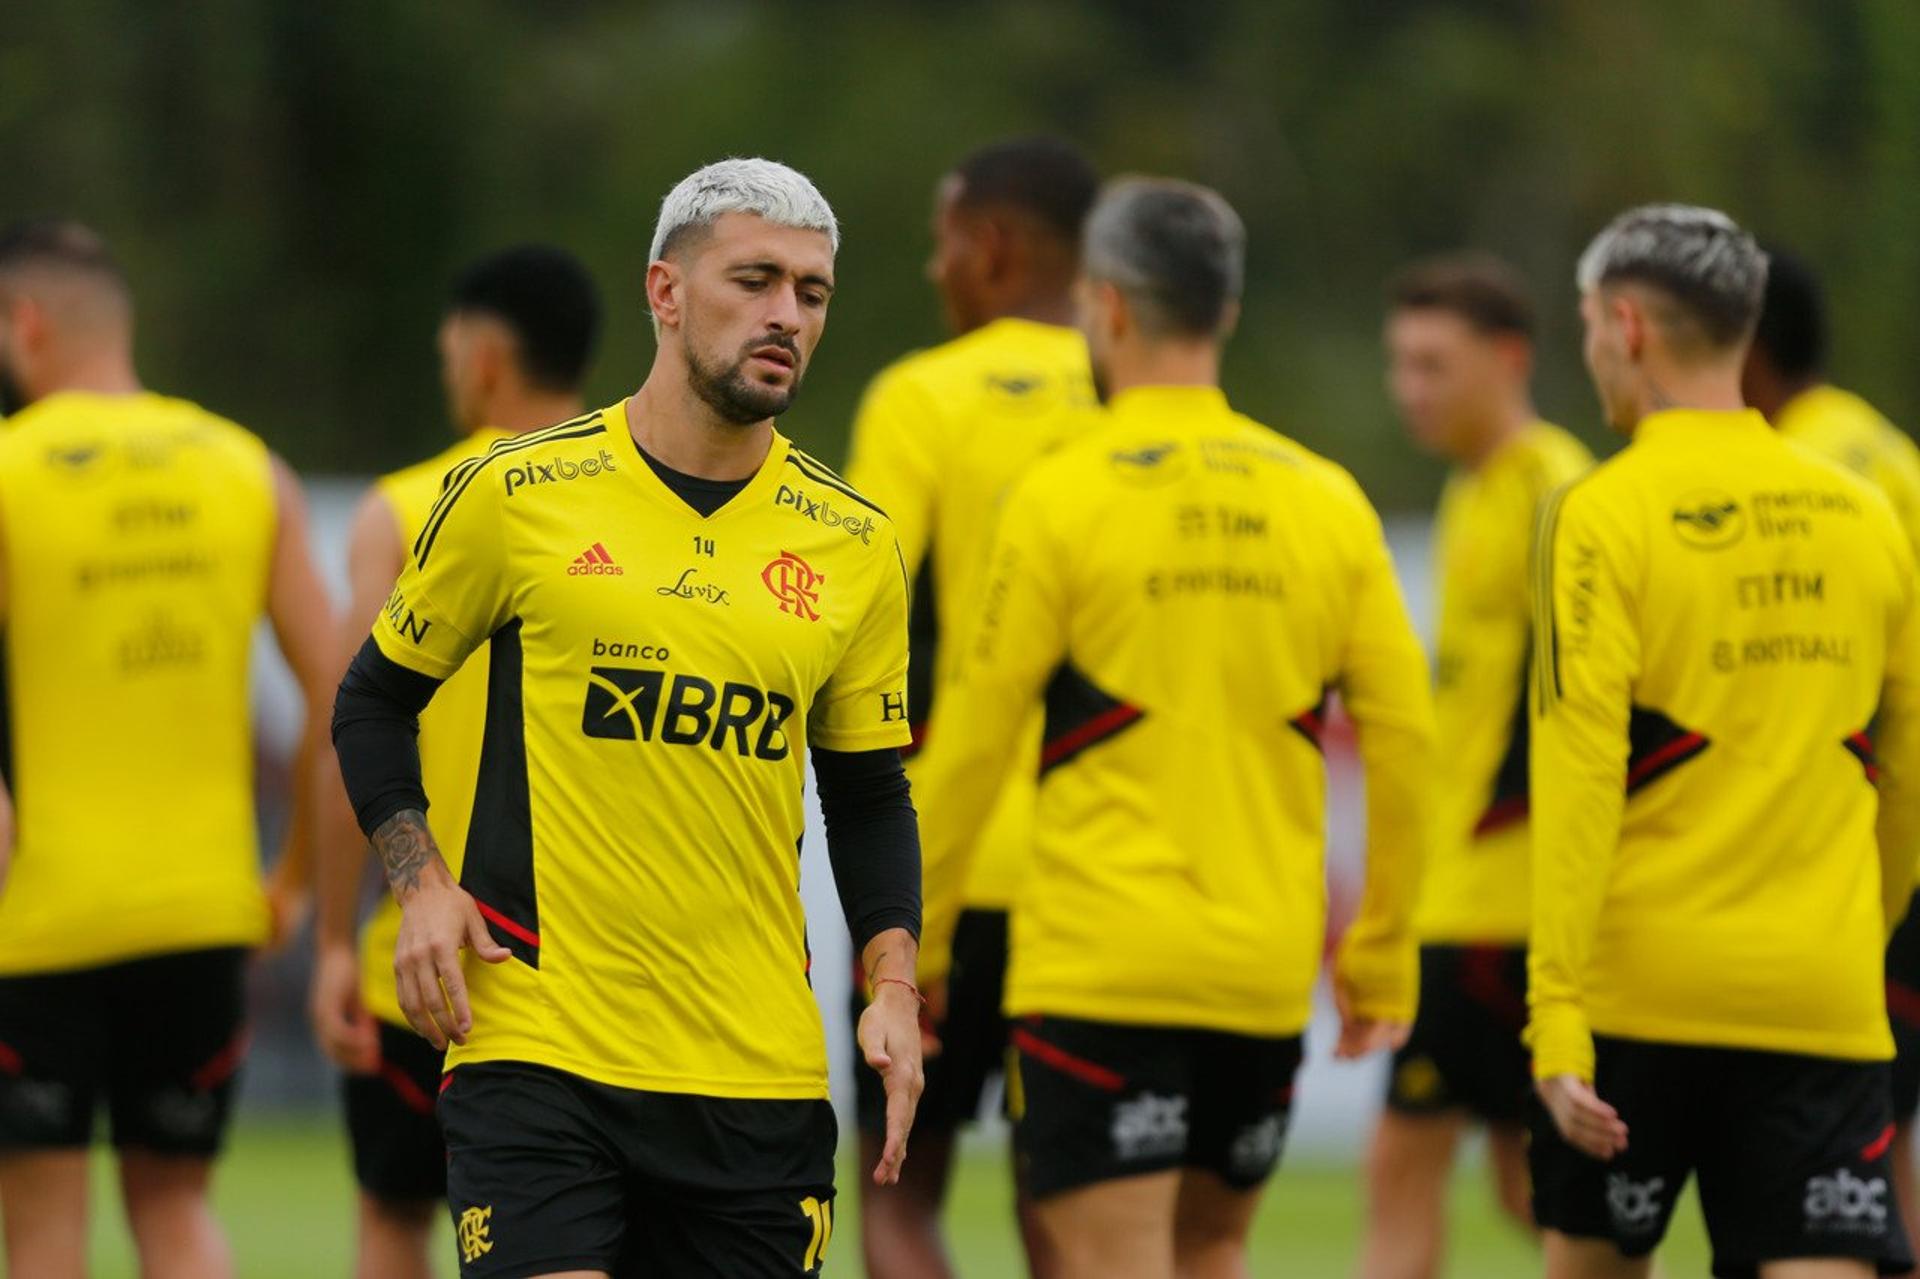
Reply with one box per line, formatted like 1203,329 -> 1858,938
0,946 -> 248,1156
438,1061 -> 838,1278
1009,1014 -> 1302,1200
854,907 -> 1008,1135
343,1018 -> 447,1204
1886,895 -> 1920,1119
1530,1035 -> 1914,1278
1385,943 -> 1530,1125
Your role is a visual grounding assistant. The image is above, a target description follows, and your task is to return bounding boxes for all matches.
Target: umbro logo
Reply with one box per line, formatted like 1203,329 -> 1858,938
568,542 -> 624,577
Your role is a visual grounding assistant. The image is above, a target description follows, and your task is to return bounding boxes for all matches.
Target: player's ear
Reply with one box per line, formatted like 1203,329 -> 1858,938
1217,298 -> 1242,341
645,260 -> 683,332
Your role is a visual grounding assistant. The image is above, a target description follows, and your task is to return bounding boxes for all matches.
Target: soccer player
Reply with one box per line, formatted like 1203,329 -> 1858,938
0,220 -> 336,1278
844,134 -> 1099,1279
911,177 -> 1434,1279
1358,255 -> 1591,1279
1530,204 -> 1920,1279
331,159 -> 926,1279
1742,244 -> 1920,1249
310,245 -> 601,1279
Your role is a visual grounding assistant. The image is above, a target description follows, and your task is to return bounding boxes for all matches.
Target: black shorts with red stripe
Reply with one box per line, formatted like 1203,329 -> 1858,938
1885,893 -> 1920,1120
344,1018 -> 448,1203
1530,1035 -> 1912,1277
0,946 -> 248,1155
1009,1014 -> 1302,1200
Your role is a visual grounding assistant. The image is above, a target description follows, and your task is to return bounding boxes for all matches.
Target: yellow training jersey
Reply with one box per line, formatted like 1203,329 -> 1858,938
1416,423 -> 1591,943
370,403 -> 911,1098
0,391 -> 278,973
1778,384 -> 1920,554
846,318 -> 1096,909
915,385 -> 1434,1037
1529,408 -> 1920,1081
358,427 -> 508,1028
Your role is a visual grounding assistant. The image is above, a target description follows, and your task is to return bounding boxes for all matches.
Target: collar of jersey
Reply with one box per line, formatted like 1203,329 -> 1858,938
603,396 -> 790,521
1634,406 -> 1769,444
1106,383 -> 1231,421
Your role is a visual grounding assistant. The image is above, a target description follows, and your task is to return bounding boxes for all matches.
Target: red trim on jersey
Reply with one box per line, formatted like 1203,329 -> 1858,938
439,1072 -> 455,1095
1625,732 -> 1707,791
1041,705 -> 1143,770
1011,1026 -> 1127,1093
1472,797 -> 1530,837
1887,980 -> 1920,1030
474,898 -> 541,948
1864,1122 -> 1897,1162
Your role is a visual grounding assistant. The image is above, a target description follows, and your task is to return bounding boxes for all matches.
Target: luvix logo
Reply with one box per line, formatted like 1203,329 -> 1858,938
1111,1092 -> 1188,1161
762,551 -> 825,621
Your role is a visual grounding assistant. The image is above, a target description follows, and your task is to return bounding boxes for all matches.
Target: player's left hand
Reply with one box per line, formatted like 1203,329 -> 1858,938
1538,1073 -> 1629,1160
857,980 -> 926,1186
1332,980 -> 1410,1059
264,866 -> 311,951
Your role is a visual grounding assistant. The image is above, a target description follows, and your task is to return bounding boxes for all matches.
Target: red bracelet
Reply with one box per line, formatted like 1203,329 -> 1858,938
873,977 -> 927,1006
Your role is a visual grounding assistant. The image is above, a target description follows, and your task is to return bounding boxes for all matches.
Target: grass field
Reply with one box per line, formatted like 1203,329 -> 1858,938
77,1112 -> 1719,1276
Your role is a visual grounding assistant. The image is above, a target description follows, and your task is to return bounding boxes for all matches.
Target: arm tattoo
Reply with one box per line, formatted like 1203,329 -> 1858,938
371,808 -> 441,901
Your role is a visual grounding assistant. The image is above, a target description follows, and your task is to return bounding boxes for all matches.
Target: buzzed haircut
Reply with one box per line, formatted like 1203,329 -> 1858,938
1577,204 -> 1767,352
0,218 -> 129,297
1749,245 -> 1827,381
450,244 -> 602,392
952,136 -> 1101,246
1389,253 -> 1536,339
1082,177 -> 1245,338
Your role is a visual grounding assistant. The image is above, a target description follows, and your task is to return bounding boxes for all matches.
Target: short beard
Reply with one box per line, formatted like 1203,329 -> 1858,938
687,337 -> 803,427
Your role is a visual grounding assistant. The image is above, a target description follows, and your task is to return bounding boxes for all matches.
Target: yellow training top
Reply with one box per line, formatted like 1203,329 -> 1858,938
916,385 -> 1434,1037
0,391 -> 278,973
370,403 -> 911,1098
358,427 -> 508,1028
846,317 -> 1097,910
1529,408 -> 1920,1081
1777,383 -> 1920,554
1416,423 -> 1591,943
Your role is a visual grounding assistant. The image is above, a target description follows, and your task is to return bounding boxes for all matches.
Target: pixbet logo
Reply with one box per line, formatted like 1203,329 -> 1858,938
504,449 -> 617,496
775,483 -> 874,544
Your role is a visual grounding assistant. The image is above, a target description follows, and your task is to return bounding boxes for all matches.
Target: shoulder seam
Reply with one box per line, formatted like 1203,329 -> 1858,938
412,415 -> 606,565
784,451 -> 888,519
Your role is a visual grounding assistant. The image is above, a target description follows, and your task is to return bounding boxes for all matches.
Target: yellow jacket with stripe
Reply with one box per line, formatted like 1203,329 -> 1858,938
914,384 -> 1434,1037
1528,408 -> 1920,1081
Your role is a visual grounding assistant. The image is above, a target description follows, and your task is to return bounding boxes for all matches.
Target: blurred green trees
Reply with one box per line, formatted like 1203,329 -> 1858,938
4,0 -> 1914,510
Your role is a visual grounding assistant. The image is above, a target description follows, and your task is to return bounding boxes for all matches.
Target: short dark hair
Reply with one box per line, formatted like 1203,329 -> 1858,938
1749,245 -> 1826,381
449,245 -> 601,392
1388,253 -> 1535,339
952,136 -> 1100,246
1083,177 -> 1244,338
0,218 -> 128,295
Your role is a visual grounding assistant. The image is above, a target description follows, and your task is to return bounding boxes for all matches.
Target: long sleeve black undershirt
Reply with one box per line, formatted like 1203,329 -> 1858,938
331,638 -> 922,950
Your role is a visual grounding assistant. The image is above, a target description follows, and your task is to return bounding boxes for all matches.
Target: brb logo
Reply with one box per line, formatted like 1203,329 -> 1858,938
762,551 -> 825,621
582,665 -> 796,760
504,449 -> 617,496
776,483 -> 874,544
1805,1168 -> 1889,1233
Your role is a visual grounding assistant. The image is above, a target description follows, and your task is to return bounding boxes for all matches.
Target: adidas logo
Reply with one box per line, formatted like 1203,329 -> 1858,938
568,542 -> 624,577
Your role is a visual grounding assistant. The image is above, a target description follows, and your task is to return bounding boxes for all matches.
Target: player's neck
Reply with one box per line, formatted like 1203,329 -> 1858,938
1103,342 -> 1220,398
995,289 -> 1076,330
484,391 -> 586,437
39,349 -> 140,400
1633,363 -> 1746,425
1456,400 -> 1535,470
623,381 -> 772,483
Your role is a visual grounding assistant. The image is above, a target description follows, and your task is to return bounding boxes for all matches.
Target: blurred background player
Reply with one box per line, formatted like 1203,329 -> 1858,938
1529,205 -> 1920,1279
1743,244 -> 1920,1242
332,159 -> 927,1278
844,134 -> 1100,1279
0,220 -> 335,1279
912,177 -> 1434,1279
1357,255 -> 1590,1279
309,244 -> 600,1279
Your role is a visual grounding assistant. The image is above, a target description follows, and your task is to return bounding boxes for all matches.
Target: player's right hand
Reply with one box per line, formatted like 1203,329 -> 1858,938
393,868 -> 509,1050
1538,1072 -> 1629,1160
310,942 -> 379,1073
